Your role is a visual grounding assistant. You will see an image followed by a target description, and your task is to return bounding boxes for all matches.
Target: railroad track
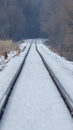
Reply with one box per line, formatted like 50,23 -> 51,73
0,44 -> 31,119
36,44 -> 73,117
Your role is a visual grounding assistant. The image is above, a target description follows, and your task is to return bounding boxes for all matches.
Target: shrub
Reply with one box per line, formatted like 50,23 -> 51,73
0,40 -> 18,56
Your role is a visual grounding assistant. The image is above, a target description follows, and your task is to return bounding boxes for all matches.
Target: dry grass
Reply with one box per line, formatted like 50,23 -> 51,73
0,40 -> 18,56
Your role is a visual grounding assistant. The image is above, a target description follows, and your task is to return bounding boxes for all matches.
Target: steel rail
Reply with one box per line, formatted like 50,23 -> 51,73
36,44 -> 73,117
0,44 -> 31,119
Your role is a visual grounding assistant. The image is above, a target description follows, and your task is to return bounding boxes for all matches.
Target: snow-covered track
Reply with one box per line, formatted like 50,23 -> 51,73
0,44 -> 31,119
36,44 -> 73,117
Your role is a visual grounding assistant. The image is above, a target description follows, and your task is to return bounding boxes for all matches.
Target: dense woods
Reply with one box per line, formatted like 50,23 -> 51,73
0,0 -> 43,40
40,0 -> 73,60
0,0 -> 73,60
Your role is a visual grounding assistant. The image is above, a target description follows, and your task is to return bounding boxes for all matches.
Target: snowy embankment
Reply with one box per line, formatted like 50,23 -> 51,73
0,42 -> 28,71
0,42 -> 29,102
0,50 -> 17,71
37,40 -> 73,100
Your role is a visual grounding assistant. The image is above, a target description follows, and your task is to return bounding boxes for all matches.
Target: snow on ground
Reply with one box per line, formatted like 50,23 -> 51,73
19,42 -> 27,51
0,43 -> 73,130
0,42 -> 29,102
0,41 -> 28,71
37,39 -> 73,100
0,57 -> 5,71
0,51 -> 17,71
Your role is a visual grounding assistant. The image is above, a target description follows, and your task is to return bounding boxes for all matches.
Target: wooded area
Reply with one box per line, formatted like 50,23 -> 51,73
40,0 -> 73,60
0,0 -> 42,40
0,0 -> 73,60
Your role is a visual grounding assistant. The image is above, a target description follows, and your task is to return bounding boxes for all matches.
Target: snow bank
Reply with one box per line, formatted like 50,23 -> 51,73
0,43 -> 29,101
37,41 -> 73,100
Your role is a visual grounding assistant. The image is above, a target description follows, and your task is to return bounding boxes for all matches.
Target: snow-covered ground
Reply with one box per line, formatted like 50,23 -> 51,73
0,42 -> 29,102
0,42 -> 73,130
0,51 -> 17,71
0,42 -> 28,71
37,39 -> 73,100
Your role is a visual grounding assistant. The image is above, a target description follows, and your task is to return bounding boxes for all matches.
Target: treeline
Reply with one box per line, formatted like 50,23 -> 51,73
0,0 -> 73,60
40,0 -> 73,60
0,0 -> 43,40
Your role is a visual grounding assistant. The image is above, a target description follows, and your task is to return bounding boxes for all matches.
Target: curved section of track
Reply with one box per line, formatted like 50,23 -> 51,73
36,44 -> 73,117
0,44 -> 31,119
